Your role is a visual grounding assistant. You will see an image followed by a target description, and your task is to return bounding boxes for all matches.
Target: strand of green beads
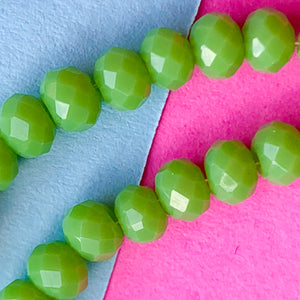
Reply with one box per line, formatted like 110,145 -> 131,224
1,7 -> 300,300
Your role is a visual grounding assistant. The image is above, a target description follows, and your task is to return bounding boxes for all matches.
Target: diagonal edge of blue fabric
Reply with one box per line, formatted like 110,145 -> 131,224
0,0 -> 201,299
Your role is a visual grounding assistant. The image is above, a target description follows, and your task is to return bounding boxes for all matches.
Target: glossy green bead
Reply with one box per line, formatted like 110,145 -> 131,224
155,158 -> 210,221
63,200 -> 124,261
0,139 -> 18,191
140,28 -> 195,90
0,280 -> 52,300
204,140 -> 258,205
115,185 -> 167,243
190,12 -> 244,79
94,47 -> 151,111
0,94 -> 56,158
242,8 -> 295,73
40,66 -> 101,132
27,241 -> 88,299
251,121 -> 300,185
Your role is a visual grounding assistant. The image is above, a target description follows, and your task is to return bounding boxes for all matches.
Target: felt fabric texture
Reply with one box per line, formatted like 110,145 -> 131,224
105,1 -> 300,299
0,1 -> 200,299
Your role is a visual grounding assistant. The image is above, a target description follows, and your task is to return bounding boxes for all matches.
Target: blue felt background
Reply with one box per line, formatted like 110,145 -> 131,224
0,0 -> 200,299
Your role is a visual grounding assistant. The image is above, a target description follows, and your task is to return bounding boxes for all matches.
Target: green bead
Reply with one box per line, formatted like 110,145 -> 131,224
0,139 -> 18,191
63,200 -> 124,261
251,121 -> 300,185
40,66 -> 101,132
94,47 -> 151,111
190,13 -> 244,79
155,158 -> 210,221
204,140 -> 258,205
0,280 -> 52,300
0,94 -> 56,158
140,28 -> 195,90
242,8 -> 295,73
114,185 -> 167,243
27,241 -> 88,299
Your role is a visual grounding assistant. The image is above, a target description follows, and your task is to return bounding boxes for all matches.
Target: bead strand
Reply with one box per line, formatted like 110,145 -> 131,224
1,6 -> 300,300
2,119 -> 300,299
0,7 -> 298,192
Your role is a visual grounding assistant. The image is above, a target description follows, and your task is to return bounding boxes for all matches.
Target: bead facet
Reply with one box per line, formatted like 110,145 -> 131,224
40,66 -> 101,132
204,140 -> 258,205
0,94 -> 56,158
63,200 -> 124,261
155,158 -> 210,221
242,8 -> 295,73
190,12 -> 244,79
27,241 -> 88,299
115,185 -> 167,243
140,28 -> 194,90
94,47 -> 151,111
0,280 -> 51,300
251,121 -> 300,185
0,139 -> 18,191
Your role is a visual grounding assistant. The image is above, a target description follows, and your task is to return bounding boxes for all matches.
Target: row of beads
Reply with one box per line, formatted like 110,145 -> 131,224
2,119 -> 300,299
0,7 -> 298,192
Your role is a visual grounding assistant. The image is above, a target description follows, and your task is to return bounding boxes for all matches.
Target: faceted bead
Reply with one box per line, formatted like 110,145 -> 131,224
63,200 -> 124,261
0,139 -> 18,191
155,158 -> 210,221
251,121 -> 300,185
94,47 -> 151,111
0,94 -> 56,158
140,28 -> 195,90
204,140 -> 258,205
0,280 -> 52,300
27,241 -> 88,299
114,185 -> 167,243
190,13 -> 244,79
242,8 -> 295,73
40,66 -> 101,132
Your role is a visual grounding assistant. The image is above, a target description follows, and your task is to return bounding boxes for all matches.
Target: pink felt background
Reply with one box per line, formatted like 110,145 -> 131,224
105,1 -> 300,299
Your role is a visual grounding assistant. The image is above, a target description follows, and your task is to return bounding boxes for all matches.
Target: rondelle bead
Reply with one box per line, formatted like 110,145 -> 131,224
27,241 -> 88,299
251,121 -> 300,185
94,47 -> 151,111
140,28 -> 195,90
40,66 -> 101,132
114,185 -> 167,243
0,138 -> 18,191
0,280 -> 52,300
0,94 -> 56,158
190,12 -> 244,79
155,158 -> 210,221
204,140 -> 258,205
63,200 -> 124,261
242,8 -> 295,73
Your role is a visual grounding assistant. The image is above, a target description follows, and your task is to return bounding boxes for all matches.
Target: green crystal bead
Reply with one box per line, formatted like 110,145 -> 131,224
190,12 -> 244,79
242,8 -> 295,73
155,158 -> 210,221
63,200 -> 124,261
140,28 -> 195,90
0,94 -> 56,158
204,140 -> 258,205
0,280 -> 52,300
115,185 -> 167,243
94,47 -> 151,111
40,66 -> 101,132
27,241 -> 88,299
0,138 -> 18,191
251,121 -> 300,185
